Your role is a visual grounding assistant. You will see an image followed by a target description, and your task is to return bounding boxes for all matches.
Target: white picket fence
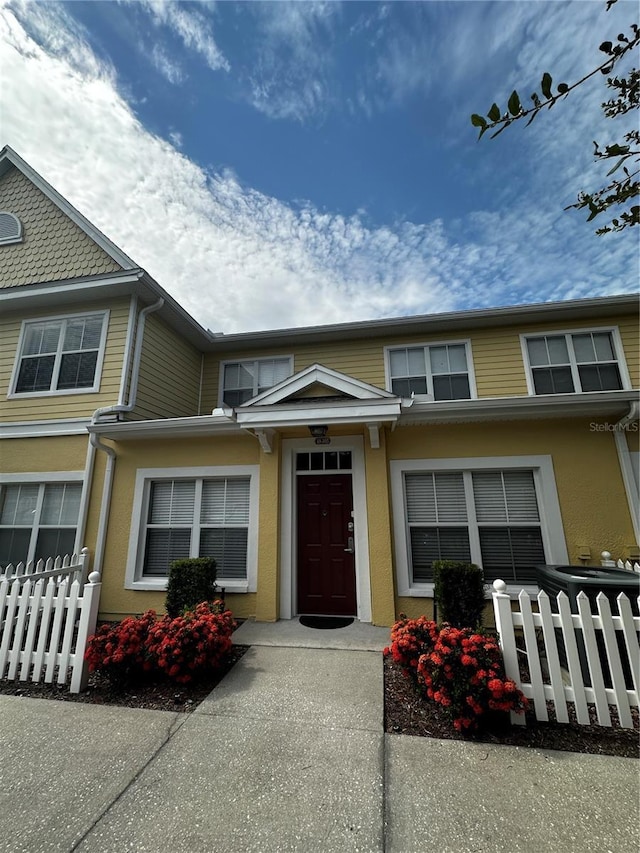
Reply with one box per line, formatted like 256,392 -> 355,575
0,548 -> 91,586
0,550 -> 101,693
492,580 -> 640,729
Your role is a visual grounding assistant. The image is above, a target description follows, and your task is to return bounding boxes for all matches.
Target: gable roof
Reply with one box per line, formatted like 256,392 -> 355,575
242,363 -> 396,406
0,146 -> 137,272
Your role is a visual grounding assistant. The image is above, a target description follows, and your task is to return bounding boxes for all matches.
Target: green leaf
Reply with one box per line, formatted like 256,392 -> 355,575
507,90 -> 521,116
607,157 -> 629,175
487,103 -> 501,122
470,114 -> 488,139
557,82 -> 569,94
541,72 -> 553,99
599,41 -> 613,54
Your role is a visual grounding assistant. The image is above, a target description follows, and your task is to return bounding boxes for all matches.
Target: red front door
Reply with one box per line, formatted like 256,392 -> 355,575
297,473 -> 356,616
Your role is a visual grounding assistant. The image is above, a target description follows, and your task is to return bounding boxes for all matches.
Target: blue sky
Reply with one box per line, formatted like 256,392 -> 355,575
2,0 -> 638,332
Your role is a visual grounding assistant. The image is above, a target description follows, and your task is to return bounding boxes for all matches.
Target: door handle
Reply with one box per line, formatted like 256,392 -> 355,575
344,536 -> 355,554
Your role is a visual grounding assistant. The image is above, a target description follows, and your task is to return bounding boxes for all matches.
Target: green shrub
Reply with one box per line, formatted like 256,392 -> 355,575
433,560 -> 485,629
165,557 -> 217,618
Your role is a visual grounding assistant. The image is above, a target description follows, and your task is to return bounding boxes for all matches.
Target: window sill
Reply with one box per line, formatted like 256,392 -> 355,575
399,583 -> 540,599
126,578 -> 250,593
8,387 -> 100,399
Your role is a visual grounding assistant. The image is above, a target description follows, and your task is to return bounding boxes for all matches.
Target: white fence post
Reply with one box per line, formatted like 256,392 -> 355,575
70,571 -> 102,693
491,580 -> 526,726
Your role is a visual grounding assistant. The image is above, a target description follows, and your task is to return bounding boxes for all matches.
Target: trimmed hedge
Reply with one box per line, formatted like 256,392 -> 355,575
433,560 -> 485,629
165,557 -> 217,618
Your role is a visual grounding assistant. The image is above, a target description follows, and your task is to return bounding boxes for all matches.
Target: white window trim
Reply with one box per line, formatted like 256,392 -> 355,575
383,339 -> 477,400
8,310 -> 110,399
0,471 -> 85,564
125,466 -> 260,593
279,436 -> 372,622
520,326 -> 631,396
217,355 -> 294,407
390,455 -> 568,599
0,211 -> 23,245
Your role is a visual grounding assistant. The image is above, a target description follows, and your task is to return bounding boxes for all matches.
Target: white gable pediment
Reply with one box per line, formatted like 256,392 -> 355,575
240,363 -> 395,407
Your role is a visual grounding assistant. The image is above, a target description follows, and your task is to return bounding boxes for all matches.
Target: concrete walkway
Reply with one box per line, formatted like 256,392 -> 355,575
0,619 -> 637,853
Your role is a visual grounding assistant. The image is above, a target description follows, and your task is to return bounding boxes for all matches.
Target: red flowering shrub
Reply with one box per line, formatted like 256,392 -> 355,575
383,615 -> 438,676
85,610 -> 157,686
85,601 -> 236,686
146,601 -> 235,684
416,625 -> 527,733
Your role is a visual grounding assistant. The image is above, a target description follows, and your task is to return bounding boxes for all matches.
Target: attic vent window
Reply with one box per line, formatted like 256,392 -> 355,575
0,212 -> 23,245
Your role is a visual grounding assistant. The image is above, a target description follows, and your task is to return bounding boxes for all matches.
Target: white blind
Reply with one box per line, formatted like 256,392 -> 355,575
149,481 -> 195,524
405,472 -> 467,523
201,478 -> 250,524
472,471 -> 539,523
0,484 -> 39,525
200,529 -> 248,578
41,483 -> 82,525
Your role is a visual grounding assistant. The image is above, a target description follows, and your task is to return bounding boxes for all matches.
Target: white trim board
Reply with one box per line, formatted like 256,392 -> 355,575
279,436 -> 372,622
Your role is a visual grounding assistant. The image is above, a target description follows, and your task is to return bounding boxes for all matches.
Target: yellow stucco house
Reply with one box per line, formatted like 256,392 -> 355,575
1,145 -> 639,626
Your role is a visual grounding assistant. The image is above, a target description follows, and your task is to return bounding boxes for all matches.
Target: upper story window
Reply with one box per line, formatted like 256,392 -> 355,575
524,329 -> 625,395
0,212 -> 23,245
10,311 -> 109,397
387,342 -> 474,400
221,357 -> 293,406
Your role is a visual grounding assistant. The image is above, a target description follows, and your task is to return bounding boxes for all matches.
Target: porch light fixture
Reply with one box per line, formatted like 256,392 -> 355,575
308,425 -> 328,438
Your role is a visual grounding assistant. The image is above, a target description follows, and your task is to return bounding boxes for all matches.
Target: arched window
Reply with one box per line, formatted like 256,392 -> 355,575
0,211 -> 23,245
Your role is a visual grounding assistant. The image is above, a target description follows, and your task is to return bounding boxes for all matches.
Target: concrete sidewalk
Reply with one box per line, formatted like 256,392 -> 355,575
0,630 -> 637,852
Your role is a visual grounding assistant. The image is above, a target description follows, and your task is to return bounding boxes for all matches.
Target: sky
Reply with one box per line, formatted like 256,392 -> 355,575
1,0 -> 638,333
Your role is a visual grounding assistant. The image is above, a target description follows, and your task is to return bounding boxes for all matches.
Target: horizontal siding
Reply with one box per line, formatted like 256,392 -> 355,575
200,311 -> 639,407
128,313 -> 201,420
0,298 -> 131,422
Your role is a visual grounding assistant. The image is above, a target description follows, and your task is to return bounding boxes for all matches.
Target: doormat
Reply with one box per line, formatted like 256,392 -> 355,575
299,615 -> 354,630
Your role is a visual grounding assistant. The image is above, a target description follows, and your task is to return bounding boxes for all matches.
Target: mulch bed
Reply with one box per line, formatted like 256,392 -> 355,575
1,647 -> 638,758
384,655 -> 639,758
0,645 -> 249,713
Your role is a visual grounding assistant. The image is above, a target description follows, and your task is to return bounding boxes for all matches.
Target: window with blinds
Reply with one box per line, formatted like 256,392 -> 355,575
143,477 -> 251,579
388,343 -> 471,400
0,482 -> 82,569
13,313 -> 107,395
222,358 -> 292,406
404,468 -> 545,584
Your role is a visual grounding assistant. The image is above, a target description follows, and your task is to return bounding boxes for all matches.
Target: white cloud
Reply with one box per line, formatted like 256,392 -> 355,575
0,2 -> 636,336
133,0 -> 229,72
150,42 -> 186,84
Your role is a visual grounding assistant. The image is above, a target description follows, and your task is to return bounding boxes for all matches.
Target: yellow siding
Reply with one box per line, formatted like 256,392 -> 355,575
0,166 -> 121,286
129,313 -> 202,420
201,311 -> 639,409
99,435 -> 259,620
0,298 -> 131,422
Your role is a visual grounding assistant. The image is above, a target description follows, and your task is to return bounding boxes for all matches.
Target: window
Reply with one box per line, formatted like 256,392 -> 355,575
0,212 -> 22,245
11,312 -> 108,396
221,357 -> 292,406
127,466 -> 259,591
524,330 -> 624,395
405,469 -> 545,584
0,482 -> 82,569
392,456 -> 568,595
387,343 -> 473,400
